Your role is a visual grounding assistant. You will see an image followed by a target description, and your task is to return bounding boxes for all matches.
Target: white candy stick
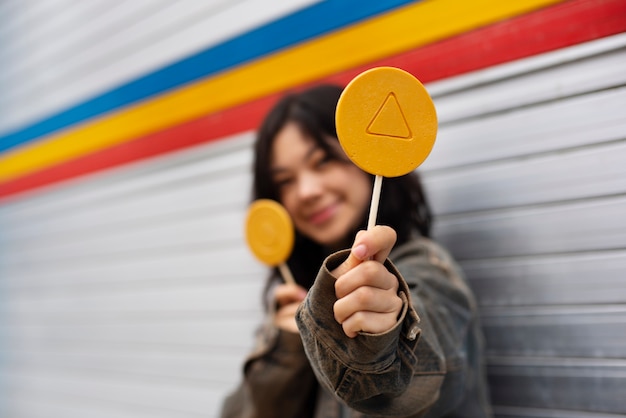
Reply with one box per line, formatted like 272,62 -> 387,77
278,262 -> 296,285
367,175 -> 383,230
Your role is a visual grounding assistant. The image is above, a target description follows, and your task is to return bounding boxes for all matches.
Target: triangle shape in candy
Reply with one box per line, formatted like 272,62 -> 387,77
366,92 -> 412,139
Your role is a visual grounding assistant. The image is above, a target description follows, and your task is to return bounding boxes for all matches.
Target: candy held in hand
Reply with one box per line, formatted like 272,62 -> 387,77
336,66 -> 437,177
245,199 -> 295,267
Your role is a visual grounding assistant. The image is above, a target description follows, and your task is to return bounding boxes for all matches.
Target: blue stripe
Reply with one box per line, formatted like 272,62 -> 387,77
0,0 -> 417,153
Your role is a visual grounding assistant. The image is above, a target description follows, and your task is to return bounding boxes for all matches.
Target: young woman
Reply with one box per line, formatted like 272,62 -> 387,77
221,85 -> 492,418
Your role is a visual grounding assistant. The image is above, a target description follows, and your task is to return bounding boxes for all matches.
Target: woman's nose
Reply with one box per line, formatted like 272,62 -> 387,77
297,171 -> 323,200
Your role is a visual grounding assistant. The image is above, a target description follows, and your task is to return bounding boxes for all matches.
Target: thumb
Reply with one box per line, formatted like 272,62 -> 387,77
331,232 -> 368,278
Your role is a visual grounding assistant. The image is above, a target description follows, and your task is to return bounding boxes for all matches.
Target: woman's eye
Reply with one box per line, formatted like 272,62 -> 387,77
315,155 -> 332,169
275,178 -> 293,189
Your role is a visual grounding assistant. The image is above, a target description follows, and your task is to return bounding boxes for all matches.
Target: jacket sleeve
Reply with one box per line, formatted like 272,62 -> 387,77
295,238 -> 478,417
220,311 -> 318,418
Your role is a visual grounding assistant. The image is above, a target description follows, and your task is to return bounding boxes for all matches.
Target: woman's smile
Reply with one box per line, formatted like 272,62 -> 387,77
307,202 -> 340,226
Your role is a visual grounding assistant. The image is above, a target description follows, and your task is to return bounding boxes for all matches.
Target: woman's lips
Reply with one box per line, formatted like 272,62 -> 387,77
308,203 -> 338,225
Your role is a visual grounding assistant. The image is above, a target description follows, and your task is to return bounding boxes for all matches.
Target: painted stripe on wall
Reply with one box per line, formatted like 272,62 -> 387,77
0,0 -> 565,186
0,0 -> 414,152
1,0 -> 623,202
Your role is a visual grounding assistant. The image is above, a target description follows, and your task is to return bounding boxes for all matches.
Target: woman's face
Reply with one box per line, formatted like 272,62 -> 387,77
270,122 -> 371,249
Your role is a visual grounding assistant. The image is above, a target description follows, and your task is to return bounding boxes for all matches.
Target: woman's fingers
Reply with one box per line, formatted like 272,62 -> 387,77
274,283 -> 307,307
273,283 -> 307,333
360,225 -> 397,263
275,302 -> 302,333
331,226 -> 397,278
333,281 -> 402,325
334,260 -> 398,299
328,226 -> 402,338
340,309 -> 402,338
333,262 -> 403,337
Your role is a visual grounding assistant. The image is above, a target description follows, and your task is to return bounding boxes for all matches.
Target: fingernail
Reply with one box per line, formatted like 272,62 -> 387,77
353,244 -> 367,260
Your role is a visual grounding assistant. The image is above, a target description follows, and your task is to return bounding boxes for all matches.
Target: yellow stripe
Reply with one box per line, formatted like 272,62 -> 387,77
0,0 -> 564,182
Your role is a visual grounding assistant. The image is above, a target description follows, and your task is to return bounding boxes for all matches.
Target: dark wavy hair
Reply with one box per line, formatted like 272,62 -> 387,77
253,84 -> 432,290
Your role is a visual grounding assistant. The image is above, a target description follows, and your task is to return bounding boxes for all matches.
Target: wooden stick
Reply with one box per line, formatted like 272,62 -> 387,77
278,262 -> 296,285
367,175 -> 383,230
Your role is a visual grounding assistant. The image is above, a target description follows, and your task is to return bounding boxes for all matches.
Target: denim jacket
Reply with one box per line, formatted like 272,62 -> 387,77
221,237 -> 492,418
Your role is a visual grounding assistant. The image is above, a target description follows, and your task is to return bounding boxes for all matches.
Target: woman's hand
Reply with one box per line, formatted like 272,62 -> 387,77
331,226 -> 402,338
274,283 -> 308,333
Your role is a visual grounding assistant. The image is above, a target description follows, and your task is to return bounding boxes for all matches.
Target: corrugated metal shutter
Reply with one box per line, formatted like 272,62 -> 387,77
423,33 -> 626,417
0,135 -> 267,417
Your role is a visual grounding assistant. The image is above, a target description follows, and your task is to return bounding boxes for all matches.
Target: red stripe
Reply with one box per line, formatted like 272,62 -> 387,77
2,0 -> 625,201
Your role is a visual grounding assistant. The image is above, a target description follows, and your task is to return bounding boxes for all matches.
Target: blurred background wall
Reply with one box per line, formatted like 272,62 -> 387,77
0,1 -> 625,417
